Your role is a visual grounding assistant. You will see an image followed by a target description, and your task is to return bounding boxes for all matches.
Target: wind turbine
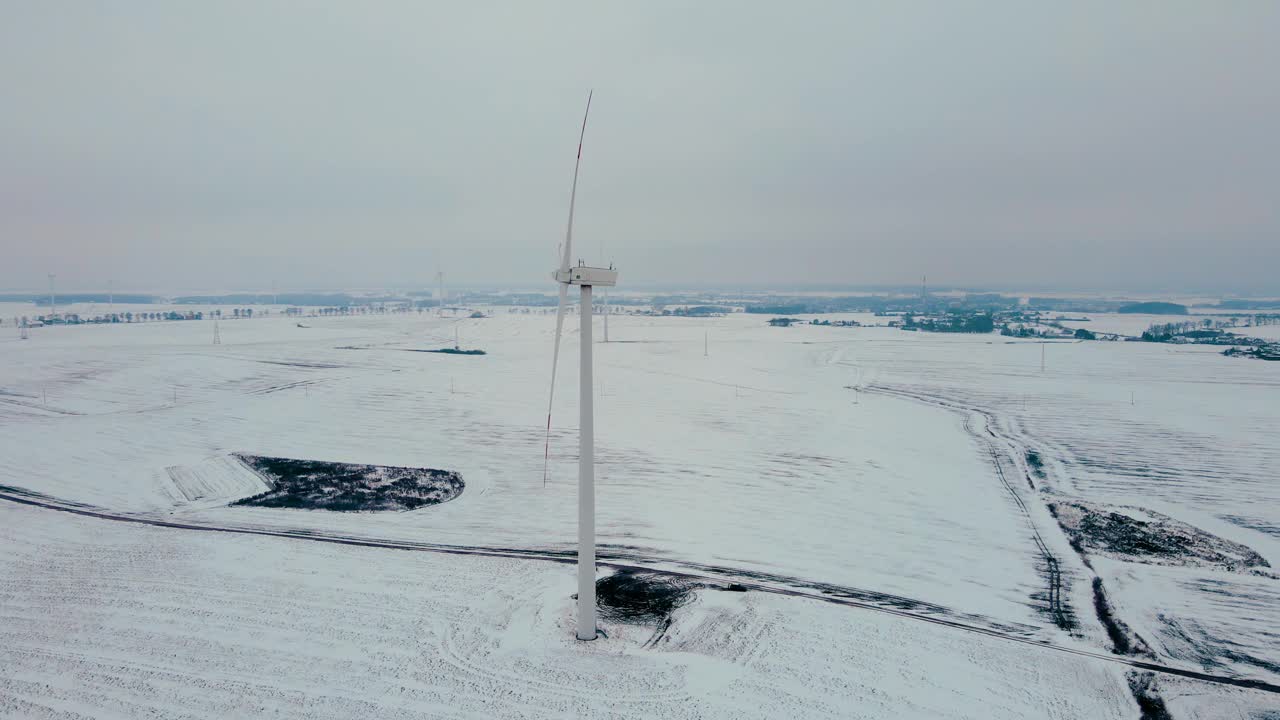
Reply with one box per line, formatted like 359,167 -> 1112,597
543,91 -> 616,641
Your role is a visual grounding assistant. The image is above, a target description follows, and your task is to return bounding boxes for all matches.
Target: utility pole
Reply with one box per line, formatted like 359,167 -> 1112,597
1041,342 -> 1046,372
704,330 -> 709,357
48,273 -> 56,321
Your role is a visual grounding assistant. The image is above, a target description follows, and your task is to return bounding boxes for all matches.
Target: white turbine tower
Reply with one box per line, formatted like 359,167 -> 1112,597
543,91 -> 616,641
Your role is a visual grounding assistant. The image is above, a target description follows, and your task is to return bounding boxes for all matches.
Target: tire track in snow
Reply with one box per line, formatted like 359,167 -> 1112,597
865,385 -> 1075,630
1,487 -> 1277,695
435,621 -> 691,705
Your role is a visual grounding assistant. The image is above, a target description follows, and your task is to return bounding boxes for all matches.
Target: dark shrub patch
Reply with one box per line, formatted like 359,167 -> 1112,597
1025,451 -> 1045,478
403,348 -> 487,356
233,455 -> 463,512
1052,501 -> 1268,572
1126,672 -> 1172,720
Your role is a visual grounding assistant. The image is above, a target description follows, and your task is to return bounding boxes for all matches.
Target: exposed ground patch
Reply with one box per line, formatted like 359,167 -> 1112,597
1049,501 -> 1270,573
596,570 -> 695,624
233,454 -> 463,512
402,348 -> 487,356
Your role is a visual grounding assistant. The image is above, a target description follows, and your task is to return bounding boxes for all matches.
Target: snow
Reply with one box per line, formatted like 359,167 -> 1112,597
1057,312 -> 1188,337
2,304 -> 1278,716
0,501 -> 1140,719
0,312 -> 1048,629
1057,310 -> 1280,341
164,456 -> 270,506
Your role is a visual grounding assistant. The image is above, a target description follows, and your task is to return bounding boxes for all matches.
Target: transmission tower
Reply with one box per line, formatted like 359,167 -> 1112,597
212,321 -> 221,345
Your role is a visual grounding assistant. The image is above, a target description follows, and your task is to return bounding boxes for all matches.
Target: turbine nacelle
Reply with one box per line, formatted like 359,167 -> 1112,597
553,265 -> 618,287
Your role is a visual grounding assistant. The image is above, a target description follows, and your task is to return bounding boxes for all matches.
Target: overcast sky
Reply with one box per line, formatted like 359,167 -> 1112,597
1,2 -> 1277,294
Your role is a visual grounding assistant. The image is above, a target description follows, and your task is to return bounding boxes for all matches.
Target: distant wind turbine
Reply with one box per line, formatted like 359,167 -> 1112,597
543,91 -> 616,642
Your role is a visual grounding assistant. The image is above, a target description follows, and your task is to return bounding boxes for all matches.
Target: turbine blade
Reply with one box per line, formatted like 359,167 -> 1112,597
560,90 -> 593,273
545,91 -> 593,487
543,282 -> 571,486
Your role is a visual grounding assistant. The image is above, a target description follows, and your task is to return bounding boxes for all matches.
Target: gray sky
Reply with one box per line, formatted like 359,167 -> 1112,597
2,2 -> 1277,293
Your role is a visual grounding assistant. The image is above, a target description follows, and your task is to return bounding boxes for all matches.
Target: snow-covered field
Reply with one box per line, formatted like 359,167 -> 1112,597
1059,311 -> 1280,340
1,305 -> 1277,718
0,500 -> 1149,719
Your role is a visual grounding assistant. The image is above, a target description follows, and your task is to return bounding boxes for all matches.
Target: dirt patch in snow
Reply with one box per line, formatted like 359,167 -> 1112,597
595,570 -> 695,624
1126,671 -> 1172,720
1048,501 -> 1270,573
232,454 -> 463,512
401,348 -> 487,356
